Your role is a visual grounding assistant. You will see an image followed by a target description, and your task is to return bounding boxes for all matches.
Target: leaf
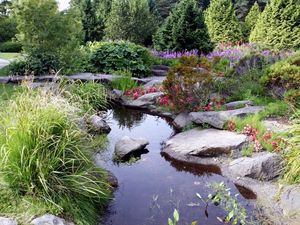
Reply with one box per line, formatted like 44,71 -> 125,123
227,210 -> 234,221
168,218 -> 173,225
196,193 -> 202,199
173,209 -> 179,222
191,221 -> 198,225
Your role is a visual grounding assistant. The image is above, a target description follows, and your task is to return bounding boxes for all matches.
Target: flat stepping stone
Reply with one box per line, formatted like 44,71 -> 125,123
163,128 -> 248,157
115,136 -> 149,160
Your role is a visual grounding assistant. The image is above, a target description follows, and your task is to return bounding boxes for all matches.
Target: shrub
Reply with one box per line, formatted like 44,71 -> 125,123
0,88 -> 110,225
90,41 -> 151,77
154,0 -> 213,53
111,70 -> 138,92
0,42 -> 22,53
0,17 -> 17,43
283,110 -> 300,184
205,0 -> 244,43
250,0 -> 300,50
243,2 -> 261,40
163,56 -> 214,112
260,53 -> 300,107
63,81 -> 108,113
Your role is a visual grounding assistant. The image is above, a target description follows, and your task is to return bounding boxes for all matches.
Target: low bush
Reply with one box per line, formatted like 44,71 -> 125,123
163,56 -> 214,112
111,70 -> 138,92
0,88 -> 110,225
261,53 -> 300,107
283,110 -> 300,184
0,42 -> 22,53
89,41 -> 151,77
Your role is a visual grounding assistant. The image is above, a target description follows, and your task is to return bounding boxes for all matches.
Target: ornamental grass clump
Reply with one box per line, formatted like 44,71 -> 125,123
0,88 -> 111,225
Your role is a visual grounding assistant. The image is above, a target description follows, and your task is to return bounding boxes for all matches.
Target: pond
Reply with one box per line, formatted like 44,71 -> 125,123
95,107 -> 256,225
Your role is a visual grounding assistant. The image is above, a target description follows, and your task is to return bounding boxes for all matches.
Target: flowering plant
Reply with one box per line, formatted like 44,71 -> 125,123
124,86 -> 162,100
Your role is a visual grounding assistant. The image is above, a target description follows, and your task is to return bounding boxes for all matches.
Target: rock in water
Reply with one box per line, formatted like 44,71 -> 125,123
163,128 -> 248,157
31,215 -> 73,225
115,136 -> 149,160
89,114 -> 111,134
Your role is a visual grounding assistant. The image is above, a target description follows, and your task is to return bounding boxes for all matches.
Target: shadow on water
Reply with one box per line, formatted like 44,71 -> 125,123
96,107 -> 256,225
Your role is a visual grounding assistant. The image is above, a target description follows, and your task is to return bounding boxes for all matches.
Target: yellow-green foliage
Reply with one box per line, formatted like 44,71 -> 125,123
283,111 -> 300,184
244,2 -> 261,38
261,53 -> 300,107
250,0 -> 300,50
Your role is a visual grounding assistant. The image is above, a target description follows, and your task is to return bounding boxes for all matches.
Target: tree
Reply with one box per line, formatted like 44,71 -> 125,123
154,0 -> 213,52
250,0 -> 300,49
243,2 -> 261,39
205,0 -> 243,43
104,0 -> 157,45
13,0 -> 83,73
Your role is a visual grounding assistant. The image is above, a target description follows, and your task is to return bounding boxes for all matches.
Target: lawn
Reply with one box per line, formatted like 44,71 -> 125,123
0,52 -> 21,60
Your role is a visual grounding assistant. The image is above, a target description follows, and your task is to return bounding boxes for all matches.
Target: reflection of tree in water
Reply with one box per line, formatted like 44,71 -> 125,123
112,106 -> 146,129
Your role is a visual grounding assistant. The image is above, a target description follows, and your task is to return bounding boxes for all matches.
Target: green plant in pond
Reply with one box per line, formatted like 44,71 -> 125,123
63,80 -> 107,114
111,70 -> 138,92
0,88 -> 111,225
168,209 -> 179,225
207,182 -> 247,225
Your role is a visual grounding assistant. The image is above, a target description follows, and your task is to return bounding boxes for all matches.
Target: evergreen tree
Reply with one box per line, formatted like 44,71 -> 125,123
250,0 -> 300,49
243,2 -> 261,39
205,0 -> 243,43
154,0 -> 213,52
104,0 -> 157,45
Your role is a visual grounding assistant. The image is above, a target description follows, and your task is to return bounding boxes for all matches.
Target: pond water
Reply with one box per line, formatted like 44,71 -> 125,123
95,107 -> 256,225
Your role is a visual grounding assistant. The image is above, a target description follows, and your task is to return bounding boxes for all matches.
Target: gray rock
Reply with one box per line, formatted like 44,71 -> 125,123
0,217 -> 18,225
228,152 -> 283,180
152,69 -> 168,77
144,79 -> 163,88
88,114 -> 111,134
152,65 -> 170,71
163,128 -> 247,157
115,136 -> 149,159
0,59 -> 10,69
31,215 -> 73,225
225,100 -> 253,109
126,92 -> 164,109
68,73 -> 95,81
173,112 -> 193,129
0,77 -> 10,84
190,106 -> 264,129
280,185 -> 300,217
263,120 -> 290,133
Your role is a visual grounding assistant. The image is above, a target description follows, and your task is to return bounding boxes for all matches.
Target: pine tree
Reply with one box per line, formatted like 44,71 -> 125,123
250,0 -> 300,49
104,0 -> 157,45
243,2 -> 261,39
154,0 -> 213,53
205,0 -> 243,43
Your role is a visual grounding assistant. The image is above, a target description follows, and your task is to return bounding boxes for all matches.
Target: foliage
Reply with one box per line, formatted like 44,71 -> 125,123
0,16 -> 17,42
13,0 -> 83,74
207,182 -> 247,225
63,80 -> 107,113
168,209 -> 179,225
154,0 -> 213,53
205,0 -> 243,43
111,70 -> 138,92
0,41 -> 22,52
0,87 -> 110,225
260,53 -> 300,107
250,0 -> 300,50
163,56 -> 214,112
89,41 -> 151,77
104,0 -> 157,45
283,110 -> 300,184
243,2 -> 261,39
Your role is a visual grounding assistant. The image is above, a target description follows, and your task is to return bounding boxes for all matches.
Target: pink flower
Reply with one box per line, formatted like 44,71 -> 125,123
133,92 -> 139,99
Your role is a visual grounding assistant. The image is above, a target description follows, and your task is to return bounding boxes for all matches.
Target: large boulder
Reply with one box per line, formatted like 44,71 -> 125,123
163,128 -> 248,157
0,217 -> 18,225
190,106 -> 264,129
228,152 -> 283,180
88,114 -> 111,134
125,92 -> 164,109
173,112 -> 193,130
280,185 -> 300,218
31,215 -> 73,225
115,136 -> 149,160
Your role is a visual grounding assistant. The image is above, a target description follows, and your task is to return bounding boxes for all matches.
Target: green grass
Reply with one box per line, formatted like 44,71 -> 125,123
0,53 -> 20,60
0,87 -> 111,225
0,84 -> 20,102
111,70 -> 138,92
0,65 -> 10,76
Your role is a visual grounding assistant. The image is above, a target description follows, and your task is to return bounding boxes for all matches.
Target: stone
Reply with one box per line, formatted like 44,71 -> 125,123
89,114 -> 111,134
163,128 -> 247,157
67,73 -> 95,81
190,106 -> 264,129
228,152 -> 283,180
0,77 -> 10,84
31,215 -> 73,225
225,100 -> 253,109
152,69 -> 168,77
125,92 -> 164,109
115,136 -> 149,159
144,79 -> 163,88
0,217 -> 18,225
280,185 -> 300,217
173,112 -> 193,130
152,65 -> 170,71
0,59 -> 10,69
263,120 -> 290,133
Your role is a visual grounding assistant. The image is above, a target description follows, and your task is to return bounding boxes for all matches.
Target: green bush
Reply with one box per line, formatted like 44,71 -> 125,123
90,41 -> 151,77
0,88 -> 110,225
111,70 -> 138,92
0,42 -> 22,53
261,53 -> 300,107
